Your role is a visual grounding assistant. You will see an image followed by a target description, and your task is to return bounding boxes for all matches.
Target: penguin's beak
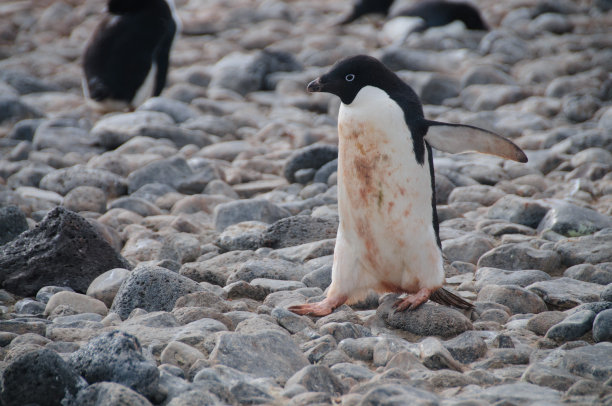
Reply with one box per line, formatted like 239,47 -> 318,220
307,78 -> 323,93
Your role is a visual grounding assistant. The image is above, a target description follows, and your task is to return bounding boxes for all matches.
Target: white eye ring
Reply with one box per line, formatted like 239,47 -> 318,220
345,74 -> 355,82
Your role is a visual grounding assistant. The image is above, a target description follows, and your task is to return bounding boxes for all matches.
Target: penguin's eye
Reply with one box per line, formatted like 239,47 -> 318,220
345,74 -> 355,82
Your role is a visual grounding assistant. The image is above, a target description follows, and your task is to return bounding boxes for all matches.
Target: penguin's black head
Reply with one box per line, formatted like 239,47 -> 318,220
307,55 -> 403,105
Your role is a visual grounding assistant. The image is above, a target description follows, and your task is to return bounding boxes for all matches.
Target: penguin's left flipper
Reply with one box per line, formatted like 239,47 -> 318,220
424,120 -> 528,163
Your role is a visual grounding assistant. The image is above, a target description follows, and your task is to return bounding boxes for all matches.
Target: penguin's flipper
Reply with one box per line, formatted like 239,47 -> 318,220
423,120 -> 527,163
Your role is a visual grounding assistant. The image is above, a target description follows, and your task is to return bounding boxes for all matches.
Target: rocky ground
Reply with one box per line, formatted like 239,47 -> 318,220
1,0 -> 612,405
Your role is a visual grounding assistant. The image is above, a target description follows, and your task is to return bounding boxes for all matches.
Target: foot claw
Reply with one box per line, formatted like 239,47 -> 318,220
393,288 -> 434,312
288,296 -> 347,317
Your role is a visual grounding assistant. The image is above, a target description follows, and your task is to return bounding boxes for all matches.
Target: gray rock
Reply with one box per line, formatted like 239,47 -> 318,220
180,250 -> 261,286
442,233 -> 495,265
419,336 -> 465,371
521,363 -> 580,391
330,363 -> 375,382
138,97 -> 200,124
197,141 -> 252,161
63,186 -> 107,213
477,242 -> 561,274
486,195 -> 549,228
529,12 -> 573,34
546,310 -> 596,341
477,285 -> 547,314
338,337 -> 380,362
209,331 -> 308,381
478,382 -> 561,404
209,50 -> 301,95
0,207 -> 130,296
271,307 -> 314,334
592,309 -> 612,343
301,264 -> 332,290
283,144 -> 338,184
554,228 -> 612,266
377,295 -> 473,338
159,233 -> 202,264
0,348 -> 82,406
216,221 -> 266,252
563,93 -> 600,123
0,95 -> 43,125
40,165 -> 127,197
319,322 -> 371,342
86,268 -> 131,307
261,215 -> 338,249
537,203 -> 612,237
358,383 -> 440,406
526,311 -> 567,335
269,239 -> 336,263
7,118 -> 44,141
75,382 -> 153,406
286,365 -> 346,396
558,342 -> 612,381
228,257 -> 308,285
108,197 -> 162,217
313,159 -> 338,184
564,264 -> 612,285
13,298 -> 46,315
182,115 -> 236,137
461,84 -> 530,111
461,65 -> 516,87
36,285 -> 75,304
132,183 -> 177,203
32,118 -> 101,154
213,199 -> 291,231
230,381 -> 274,405
443,331 -> 488,363
70,331 -> 160,400
602,284 -> 612,302
0,205 -> 28,245
127,156 -> 193,194
474,268 -> 551,291
90,111 -> 174,149
448,185 -> 505,206
110,264 -> 204,320
527,278 -> 604,309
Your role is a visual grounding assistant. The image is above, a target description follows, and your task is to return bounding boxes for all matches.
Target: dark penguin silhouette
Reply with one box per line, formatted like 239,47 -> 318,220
342,0 -> 488,31
82,0 -> 180,111
288,55 -> 526,316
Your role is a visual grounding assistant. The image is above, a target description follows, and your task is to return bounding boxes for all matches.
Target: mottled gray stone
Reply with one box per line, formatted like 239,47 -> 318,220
477,242 -> 561,274
0,207 -> 130,296
526,311 -> 567,336
0,205 -> 28,245
442,233 -> 495,265
209,331 -> 308,381
558,342 -> 612,381
546,310 -> 596,341
358,383 -> 440,406
486,195 -> 549,228
564,263 -> 612,285
521,363 -> 580,391
477,285 -> 547,314
592,309 -> 612,343
127,156 -> 193,194
110,264 -> 204,320
213,199 -> 291,231
286,365 -> 346,396
527,278 -> 604,309
474,267 -> 550,291
554,228 -> 612,266
227,257 -> 308,284
283,144 -> 338,184
0,348 -> 82,406
377,295 -> 473,338
69,331 -> 160,400
75,382 -> 153,406
538,203 -> 612,237
443,331 -> 488,364
261,215 -> 338,249
40,165 -> 127,198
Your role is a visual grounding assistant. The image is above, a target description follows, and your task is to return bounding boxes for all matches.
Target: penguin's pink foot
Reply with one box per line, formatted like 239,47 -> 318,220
393,287 -> 434,311
288,295 -> 347,316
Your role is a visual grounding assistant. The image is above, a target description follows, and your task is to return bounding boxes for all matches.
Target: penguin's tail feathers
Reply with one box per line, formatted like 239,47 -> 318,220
430,287 -> 474,310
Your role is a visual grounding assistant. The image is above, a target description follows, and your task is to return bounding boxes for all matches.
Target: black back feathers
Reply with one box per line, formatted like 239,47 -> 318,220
82,0 -> 178,108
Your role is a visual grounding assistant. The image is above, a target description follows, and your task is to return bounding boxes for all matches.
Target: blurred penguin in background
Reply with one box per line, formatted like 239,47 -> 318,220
82,0 -> 180,112
341,0 -> 488,32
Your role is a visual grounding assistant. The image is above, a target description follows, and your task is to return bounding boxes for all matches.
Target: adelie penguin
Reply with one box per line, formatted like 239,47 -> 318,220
341,0 -> 488,32
82,0 -> 180,111
289,55 -> 526,316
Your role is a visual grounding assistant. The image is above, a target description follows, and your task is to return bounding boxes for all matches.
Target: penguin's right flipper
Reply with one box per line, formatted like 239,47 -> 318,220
424,120 -> 527,163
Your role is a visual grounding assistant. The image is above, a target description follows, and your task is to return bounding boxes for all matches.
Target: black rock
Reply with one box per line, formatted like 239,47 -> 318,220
69,331 -> 161,400
261,215 -> 338,249
0,207 -> 131,296
0,205 -> 28,245
0,348 -> 82,406
283,144 -> 338,183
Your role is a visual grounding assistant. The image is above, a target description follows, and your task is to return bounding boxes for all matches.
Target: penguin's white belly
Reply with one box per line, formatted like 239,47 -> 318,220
331,86 -> 444,302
